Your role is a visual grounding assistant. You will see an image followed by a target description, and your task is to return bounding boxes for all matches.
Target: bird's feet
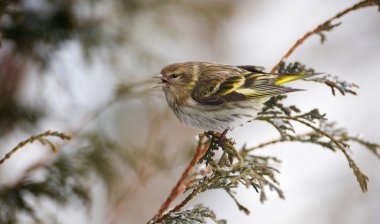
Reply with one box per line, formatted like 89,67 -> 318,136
219,129 -> 229,149
206,129 -> 231,149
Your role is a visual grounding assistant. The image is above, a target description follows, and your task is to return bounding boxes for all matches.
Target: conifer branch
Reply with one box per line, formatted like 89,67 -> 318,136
151,132 -> 283,223
157,204 -> 226,224
271,0 -> 380,73
0,130 -> 71,166
256,115 -> 369,192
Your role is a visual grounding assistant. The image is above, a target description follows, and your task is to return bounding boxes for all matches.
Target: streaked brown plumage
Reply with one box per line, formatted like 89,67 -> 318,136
155,62 -> 311,131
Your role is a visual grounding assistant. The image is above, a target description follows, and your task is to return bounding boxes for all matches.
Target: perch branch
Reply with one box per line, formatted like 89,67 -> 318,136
152,137 -> 210,222
155,187 -> 203,223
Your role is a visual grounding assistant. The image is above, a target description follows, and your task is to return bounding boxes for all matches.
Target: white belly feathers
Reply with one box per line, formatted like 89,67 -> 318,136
173,98 -> 268,131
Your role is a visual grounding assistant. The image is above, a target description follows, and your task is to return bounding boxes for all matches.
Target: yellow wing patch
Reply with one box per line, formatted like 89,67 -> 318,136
275,72 -> 313,85
235,88 -> 256,95
235,85 -> 301,99
216,76 -> 245,95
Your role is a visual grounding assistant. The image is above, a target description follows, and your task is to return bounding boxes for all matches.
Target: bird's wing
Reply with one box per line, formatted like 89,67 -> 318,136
191,65 -> 301,106
236,65 -> 266,74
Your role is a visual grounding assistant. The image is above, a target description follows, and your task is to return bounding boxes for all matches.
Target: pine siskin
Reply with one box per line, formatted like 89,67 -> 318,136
154,62 -> 314,133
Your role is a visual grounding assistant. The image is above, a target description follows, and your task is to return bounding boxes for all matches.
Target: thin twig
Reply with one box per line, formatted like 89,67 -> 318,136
246,138 -> 289,152
348,137 -> 380,159
271,0 -> 379,73
244,133 -> 310,152
257,116 -> 345,149
0,130 -> 71,166
152,137 -> 210,223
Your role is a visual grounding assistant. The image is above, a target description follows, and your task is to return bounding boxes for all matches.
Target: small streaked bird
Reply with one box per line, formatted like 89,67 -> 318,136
154,62 -> 314,136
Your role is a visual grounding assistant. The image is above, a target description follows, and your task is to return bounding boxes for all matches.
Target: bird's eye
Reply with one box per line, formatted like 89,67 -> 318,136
170,74 -> 179,79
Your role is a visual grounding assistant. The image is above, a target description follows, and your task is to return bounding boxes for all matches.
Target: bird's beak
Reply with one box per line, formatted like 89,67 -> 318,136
152,74 -> 169,88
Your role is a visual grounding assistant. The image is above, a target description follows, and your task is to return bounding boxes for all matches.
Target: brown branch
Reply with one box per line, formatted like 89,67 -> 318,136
271,0 -> 379,73
155,187 -> 202,223
0,130 -> 71,166
152,137 -> 210,223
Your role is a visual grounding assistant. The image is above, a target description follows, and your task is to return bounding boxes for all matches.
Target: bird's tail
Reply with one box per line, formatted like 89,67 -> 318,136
275,72 -> 320,85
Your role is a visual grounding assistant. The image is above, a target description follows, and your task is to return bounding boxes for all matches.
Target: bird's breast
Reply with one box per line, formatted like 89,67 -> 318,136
171,99 -> 267,131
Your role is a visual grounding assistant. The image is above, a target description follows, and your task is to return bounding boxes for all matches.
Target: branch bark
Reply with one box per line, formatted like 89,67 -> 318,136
152,137 -> 210,223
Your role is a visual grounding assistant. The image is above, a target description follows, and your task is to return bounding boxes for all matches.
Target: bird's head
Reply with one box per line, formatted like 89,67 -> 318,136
154,62 -> 198,102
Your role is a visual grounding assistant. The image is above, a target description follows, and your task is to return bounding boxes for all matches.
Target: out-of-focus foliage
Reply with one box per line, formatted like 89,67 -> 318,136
1,0 -> 97,65
1,0 -> 93,134
0,54 -> 41,136
0,133 -> 116,224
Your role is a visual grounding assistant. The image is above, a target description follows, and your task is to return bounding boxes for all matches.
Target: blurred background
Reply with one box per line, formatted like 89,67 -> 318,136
0,0 -> 379,223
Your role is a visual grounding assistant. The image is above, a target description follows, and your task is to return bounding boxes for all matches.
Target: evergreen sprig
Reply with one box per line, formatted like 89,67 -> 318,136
150,133 -> 283,223
188,133 -> 283,208
256,86 -> 373,192
160,204 -> 226,224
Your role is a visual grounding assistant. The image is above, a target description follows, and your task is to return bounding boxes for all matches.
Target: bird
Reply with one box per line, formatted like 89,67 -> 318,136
154,61 -> 314,139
